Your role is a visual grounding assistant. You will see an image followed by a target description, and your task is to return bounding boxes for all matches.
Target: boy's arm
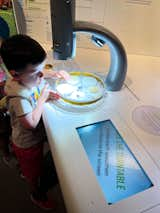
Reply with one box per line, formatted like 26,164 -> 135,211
19,98 -> 44,129
19,84 -> 59,129
42,69 -> 70,80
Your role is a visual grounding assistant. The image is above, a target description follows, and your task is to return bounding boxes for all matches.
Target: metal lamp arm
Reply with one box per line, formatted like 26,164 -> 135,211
73,21 -> 127,91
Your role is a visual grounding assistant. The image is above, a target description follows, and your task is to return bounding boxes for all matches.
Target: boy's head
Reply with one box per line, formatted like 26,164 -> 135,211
0,34 -> 47,87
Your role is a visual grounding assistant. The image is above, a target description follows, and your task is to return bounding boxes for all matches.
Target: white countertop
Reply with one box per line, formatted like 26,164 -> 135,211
42,48 -> 160,213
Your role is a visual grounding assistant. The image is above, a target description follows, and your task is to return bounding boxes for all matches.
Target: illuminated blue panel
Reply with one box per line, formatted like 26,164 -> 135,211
77,120 -> 153,204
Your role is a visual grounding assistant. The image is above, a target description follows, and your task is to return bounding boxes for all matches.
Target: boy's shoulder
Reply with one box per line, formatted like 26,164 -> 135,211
5,78 -> 31,99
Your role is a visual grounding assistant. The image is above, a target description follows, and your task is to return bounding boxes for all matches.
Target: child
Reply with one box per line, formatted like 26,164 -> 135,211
0,34 -> 69,210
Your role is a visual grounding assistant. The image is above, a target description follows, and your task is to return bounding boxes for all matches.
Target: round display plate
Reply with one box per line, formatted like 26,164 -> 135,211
55,72 -> 105,105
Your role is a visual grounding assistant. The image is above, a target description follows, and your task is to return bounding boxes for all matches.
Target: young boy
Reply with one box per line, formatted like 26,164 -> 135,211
0,34 -> 69,210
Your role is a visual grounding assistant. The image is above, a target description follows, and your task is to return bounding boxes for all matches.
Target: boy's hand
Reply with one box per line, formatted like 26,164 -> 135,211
38,83 -> 50,104
43,69 -> 70,80
49,91 -> 60,100
38,83 -> 60,104
54,70 -> 70,80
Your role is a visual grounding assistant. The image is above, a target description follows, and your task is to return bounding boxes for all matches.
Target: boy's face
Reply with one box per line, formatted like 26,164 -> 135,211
14,61 -> 45,88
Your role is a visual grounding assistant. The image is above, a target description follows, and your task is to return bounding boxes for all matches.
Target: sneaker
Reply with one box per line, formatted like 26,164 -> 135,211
30,194 -> 55,210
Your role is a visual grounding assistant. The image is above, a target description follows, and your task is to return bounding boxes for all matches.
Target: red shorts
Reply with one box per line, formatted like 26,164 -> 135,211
12,143 -> 43,184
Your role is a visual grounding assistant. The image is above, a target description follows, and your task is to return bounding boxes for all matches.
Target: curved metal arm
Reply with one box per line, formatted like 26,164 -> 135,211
73,21 -> 127,91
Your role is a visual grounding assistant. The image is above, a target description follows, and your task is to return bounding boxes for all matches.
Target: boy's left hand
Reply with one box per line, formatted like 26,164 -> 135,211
49,90 -> 60,100
43,69 -> 70,80
54,70 -> 70,80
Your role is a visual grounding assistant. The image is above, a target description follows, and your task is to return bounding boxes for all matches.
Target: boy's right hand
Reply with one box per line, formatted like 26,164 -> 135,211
38,83 -> 60,105
38,83 -> 50,104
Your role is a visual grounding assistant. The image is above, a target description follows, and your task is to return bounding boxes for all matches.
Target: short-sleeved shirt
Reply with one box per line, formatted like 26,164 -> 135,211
6,80 -> 47,148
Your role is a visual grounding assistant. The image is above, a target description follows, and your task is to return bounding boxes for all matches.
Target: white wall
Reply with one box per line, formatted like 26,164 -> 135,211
17,0 -> 160,56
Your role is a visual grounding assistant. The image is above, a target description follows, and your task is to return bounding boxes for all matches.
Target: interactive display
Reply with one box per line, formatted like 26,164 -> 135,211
77,120 -> 153,204
55,72 -> 105,105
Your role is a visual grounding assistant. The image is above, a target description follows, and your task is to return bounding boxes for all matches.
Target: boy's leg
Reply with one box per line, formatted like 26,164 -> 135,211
12,143 -> 44,194
12,143 -> 55,210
